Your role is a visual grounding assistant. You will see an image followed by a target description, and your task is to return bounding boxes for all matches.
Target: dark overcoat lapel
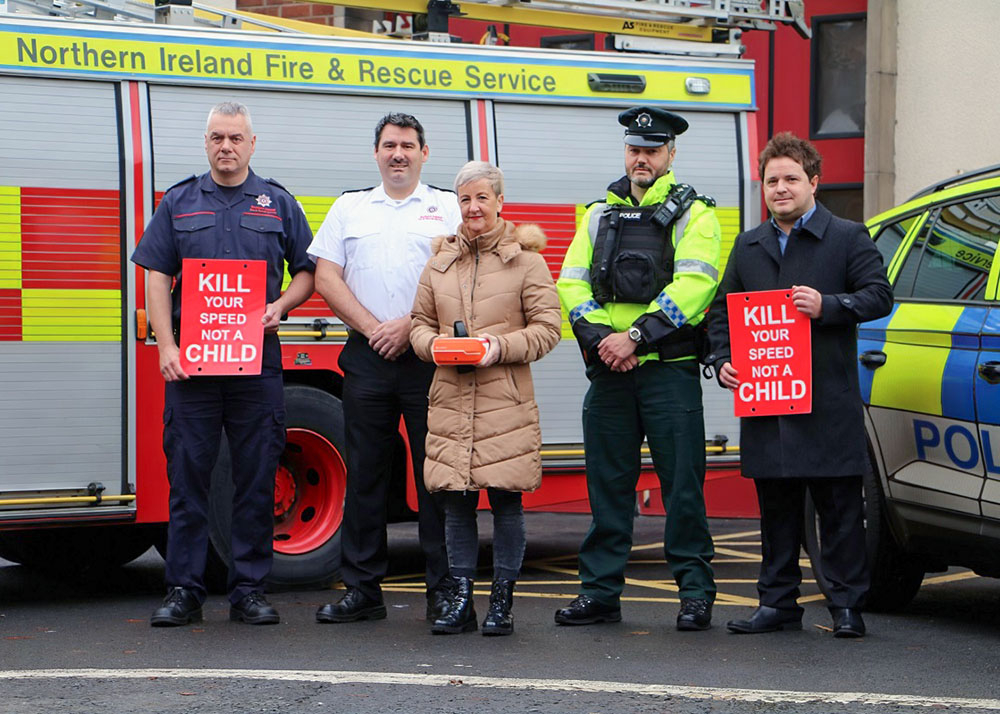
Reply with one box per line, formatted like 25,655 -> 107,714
706,202 -> 893,479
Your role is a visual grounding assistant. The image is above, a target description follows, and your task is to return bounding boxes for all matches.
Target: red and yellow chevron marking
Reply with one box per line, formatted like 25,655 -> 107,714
0,186 -> 121,342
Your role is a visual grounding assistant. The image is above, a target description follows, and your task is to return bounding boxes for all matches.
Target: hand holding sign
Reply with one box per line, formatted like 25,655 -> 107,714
179,258 -> 266,376
727,289 -> 812,417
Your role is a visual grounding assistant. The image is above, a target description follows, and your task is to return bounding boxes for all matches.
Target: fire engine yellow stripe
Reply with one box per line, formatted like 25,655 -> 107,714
280,195 -> 336,289
0,186 -> 21,290
21,289 -> 121,342
298,195 -> 336,236
868,303 -> 962,416
716,207 -> 740,275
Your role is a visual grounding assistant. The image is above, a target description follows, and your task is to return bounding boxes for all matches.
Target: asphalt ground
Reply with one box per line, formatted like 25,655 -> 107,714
1,513 -> 1000,713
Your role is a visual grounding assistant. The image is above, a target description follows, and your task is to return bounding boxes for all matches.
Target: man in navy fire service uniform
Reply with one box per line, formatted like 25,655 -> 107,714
309,113 -> 460,624
132,102 -> 315,627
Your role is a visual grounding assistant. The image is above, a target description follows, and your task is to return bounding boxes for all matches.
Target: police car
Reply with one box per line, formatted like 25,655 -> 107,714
805,164 -> 1000,611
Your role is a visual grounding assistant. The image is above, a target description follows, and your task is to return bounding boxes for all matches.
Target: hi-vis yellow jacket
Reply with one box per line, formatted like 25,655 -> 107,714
556,171 -> 722,365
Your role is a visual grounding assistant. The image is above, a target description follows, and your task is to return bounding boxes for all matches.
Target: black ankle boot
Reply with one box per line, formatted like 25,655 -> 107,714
431,576 -> 477,634
482,578 -> 514,636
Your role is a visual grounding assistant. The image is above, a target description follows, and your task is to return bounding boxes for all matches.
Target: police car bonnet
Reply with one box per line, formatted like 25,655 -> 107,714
618,107 -> 689,148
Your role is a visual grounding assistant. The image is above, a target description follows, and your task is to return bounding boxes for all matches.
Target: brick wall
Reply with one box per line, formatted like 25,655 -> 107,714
235,0 -> 336,25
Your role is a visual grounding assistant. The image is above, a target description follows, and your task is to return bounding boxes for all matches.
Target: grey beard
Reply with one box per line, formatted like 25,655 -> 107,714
629,173 -> 657,189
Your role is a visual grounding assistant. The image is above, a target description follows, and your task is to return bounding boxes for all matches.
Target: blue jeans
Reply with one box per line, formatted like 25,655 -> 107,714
443,489 -> 525,581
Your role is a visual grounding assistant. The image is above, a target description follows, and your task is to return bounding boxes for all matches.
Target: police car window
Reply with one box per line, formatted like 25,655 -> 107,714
891,214 -> 934,298
871,214 -> 917,270
909,197 -> 1000,301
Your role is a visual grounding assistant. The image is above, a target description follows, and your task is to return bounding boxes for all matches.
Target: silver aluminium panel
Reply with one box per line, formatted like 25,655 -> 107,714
148,85 -> 470,197
0,76 -> 123,496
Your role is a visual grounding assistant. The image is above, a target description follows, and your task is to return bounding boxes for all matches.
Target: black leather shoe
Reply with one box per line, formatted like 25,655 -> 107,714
426,584 -> 455,622
316,588 -> 387,623
676,598 -> 713,631
726,605 -> 802,634
151,587 -> 202,627
230,592 -> 280,625
554,595 -> 621,626
831,607 -> 866,638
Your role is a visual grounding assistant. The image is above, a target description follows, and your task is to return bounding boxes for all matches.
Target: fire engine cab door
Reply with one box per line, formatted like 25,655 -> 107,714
0,76 -> 127,499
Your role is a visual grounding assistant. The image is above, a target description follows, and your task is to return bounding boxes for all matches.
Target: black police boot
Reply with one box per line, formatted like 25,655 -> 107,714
150,587 -> 202,627
676,597 -> 713,631
554,595 -> 622,625
481,578 -> 515,637
431,577 -> 477,634
230,591 -> 280,625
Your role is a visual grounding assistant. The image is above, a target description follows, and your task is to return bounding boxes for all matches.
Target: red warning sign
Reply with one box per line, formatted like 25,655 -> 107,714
179,258 -> 266,376
727,289 -> 812,417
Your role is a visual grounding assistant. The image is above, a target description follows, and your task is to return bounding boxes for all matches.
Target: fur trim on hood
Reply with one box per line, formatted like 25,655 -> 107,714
513,223 -> 547,252
431,221 -> 547,255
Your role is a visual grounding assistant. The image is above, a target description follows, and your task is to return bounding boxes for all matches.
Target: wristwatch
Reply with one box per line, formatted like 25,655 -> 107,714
627,326 -> 643,344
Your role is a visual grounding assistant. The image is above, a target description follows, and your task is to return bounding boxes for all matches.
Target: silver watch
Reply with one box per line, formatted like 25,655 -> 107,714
628,326 -> 643,344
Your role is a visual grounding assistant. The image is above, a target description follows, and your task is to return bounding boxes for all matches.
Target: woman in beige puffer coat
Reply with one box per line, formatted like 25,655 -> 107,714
410,161 -> 561,637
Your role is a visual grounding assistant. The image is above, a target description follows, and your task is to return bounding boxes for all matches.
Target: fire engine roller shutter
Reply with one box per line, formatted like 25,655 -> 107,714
148,86 -> 469,196
493,103 -> 740,447
0,76 -> 124,492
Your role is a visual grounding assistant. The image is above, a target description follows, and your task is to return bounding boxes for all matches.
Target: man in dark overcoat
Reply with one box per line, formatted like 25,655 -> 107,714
706,132 -> 892,637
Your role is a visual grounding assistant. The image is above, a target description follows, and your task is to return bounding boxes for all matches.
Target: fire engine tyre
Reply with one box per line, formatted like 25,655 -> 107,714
208,384 -> 346,591
803,445 -> 925,613
0,525 -> 158,575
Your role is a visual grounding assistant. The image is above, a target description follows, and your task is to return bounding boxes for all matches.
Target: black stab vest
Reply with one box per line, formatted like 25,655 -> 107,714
591,205 -> 672,305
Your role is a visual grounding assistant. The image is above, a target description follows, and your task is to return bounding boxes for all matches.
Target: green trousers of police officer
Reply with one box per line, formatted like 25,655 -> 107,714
578,359 -> 716,606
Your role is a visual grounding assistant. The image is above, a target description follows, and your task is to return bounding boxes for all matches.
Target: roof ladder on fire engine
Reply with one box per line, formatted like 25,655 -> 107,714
313,0 -> 808,54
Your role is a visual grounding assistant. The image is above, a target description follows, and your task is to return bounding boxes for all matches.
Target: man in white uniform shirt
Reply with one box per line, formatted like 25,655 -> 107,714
309,113 -> 461,623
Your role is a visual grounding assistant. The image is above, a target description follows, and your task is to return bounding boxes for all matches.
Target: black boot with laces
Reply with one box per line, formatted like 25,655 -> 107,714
431,576 -> 477,634
481,578 -> 515,637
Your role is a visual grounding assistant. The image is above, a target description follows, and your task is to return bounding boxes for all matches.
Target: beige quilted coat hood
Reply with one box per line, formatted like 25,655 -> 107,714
411,218 -> 561,493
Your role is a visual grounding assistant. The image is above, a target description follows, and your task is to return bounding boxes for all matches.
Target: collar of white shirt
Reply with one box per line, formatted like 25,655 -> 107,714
370,182 -> 431,206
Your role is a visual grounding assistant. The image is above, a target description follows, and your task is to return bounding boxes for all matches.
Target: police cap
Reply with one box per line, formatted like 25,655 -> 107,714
618,106 -> 689,147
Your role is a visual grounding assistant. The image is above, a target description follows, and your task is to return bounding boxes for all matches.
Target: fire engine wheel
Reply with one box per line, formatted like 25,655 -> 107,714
803,443 -> 925,613
208,384 -> 346,590
0,525 -> 158,575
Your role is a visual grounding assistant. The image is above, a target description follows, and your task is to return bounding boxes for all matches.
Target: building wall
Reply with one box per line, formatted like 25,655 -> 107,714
893,0 -> 1000,203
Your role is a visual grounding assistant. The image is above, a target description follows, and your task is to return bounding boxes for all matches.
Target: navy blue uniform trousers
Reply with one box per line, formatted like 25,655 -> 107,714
163,374 -> 285,604
339,334 -> 449,601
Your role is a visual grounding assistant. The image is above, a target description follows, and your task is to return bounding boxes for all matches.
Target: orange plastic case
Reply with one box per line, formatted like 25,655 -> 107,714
432,337 -> 489,366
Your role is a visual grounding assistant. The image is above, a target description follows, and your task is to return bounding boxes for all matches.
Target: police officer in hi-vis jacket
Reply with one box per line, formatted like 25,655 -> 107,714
555,106 -> 720,631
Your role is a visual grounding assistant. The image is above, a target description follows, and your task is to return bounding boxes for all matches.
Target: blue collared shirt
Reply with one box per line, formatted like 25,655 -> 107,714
771,203 -> 817,255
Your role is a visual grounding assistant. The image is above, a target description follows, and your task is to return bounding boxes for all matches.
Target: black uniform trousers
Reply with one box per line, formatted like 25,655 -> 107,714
162,373 -> 286,605
339,333 -> 449,602
754,475 -> 869,612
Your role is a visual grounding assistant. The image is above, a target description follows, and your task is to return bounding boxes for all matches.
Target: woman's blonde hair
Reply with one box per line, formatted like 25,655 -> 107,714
454,160 -> 504,196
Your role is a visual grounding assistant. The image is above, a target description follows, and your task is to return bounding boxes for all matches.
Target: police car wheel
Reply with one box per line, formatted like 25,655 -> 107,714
803,443 -> 925,612
207,384 -> 345,591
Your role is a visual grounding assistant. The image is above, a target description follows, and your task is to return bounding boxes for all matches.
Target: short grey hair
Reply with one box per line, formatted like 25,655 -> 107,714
454,160 -> 504,196
206,101 -> 253,133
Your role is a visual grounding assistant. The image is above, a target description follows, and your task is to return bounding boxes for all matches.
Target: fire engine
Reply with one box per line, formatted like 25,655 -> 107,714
0,0 -> 804,588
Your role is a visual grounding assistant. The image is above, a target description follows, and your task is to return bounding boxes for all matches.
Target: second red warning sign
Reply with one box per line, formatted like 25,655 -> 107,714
727,289 -> 812,418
